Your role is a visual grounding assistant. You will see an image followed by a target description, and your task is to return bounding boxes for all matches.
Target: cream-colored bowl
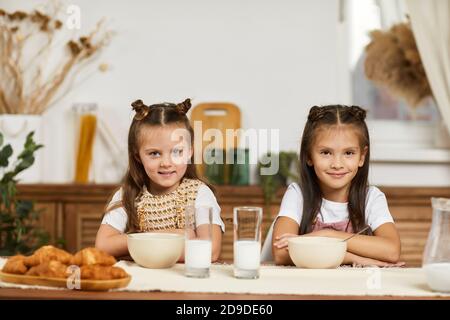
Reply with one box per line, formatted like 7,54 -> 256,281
288,236 -> 347,269
127,233 -> 184,269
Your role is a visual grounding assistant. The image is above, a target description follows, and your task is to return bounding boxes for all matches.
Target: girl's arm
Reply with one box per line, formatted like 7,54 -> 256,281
272,231 -> 404,267
96,224 -> 222,262
343,252 -> 405,267
272,216 -> 299,265
211,225 -> 222,262
308,223 -> 402,263
95,224 -> 129,257
95,226 -> 188,260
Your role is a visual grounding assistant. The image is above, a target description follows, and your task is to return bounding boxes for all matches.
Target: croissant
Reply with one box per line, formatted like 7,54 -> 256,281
71,247 -> 116,266
4,246 -> 126,282
26,260 -> 68,278
2,255 -> 28,275
80,265 -> 128,280
23,245 -> 73,267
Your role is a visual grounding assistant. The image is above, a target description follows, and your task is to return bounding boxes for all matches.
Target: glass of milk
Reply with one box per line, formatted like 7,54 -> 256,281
423,198 -> 450,292
233,206 -> 263,279
184,205 -> 213,278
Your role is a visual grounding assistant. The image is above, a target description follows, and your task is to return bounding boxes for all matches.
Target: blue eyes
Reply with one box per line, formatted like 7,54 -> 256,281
148,151 -> 160,157
147,149 -> 183,157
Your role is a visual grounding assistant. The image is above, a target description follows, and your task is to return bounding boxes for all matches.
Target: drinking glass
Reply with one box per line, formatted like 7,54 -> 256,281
184,205 -> 213,278
233,206 -> 263,279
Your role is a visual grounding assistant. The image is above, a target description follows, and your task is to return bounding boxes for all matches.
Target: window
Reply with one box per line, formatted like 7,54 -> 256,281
348,0 -> 439,122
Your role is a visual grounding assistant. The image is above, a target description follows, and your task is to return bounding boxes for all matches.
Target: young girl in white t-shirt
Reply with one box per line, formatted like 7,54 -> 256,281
267,105 -> 404,267
95,99 -> 225,261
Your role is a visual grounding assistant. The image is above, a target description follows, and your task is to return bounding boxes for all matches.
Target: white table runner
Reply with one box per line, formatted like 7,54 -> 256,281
114,261 -> 449,297
1,258 -> 449,297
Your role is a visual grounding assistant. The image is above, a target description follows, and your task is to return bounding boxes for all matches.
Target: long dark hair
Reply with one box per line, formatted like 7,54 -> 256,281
110,98 -> 206,233
298,105 -> 370,235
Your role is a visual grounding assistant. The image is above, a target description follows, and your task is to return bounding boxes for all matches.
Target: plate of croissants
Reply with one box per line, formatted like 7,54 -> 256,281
0,245 -> 131,291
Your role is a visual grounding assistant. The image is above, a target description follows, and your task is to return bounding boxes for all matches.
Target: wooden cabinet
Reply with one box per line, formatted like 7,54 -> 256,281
17,184 -> 117,253
16,184 -> 450,267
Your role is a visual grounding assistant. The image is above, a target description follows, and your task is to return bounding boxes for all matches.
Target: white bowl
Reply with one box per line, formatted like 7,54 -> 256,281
288,236 -> 347,269
127,233 -> 184,268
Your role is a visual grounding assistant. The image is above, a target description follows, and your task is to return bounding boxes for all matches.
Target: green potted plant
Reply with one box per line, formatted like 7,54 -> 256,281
257,151 -> 299,238
257,151 -> 299,204
0,131 -> 49,255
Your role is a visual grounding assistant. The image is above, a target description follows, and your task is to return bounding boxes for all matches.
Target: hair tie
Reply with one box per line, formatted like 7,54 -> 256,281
131,99 -> 151,120
175,98 -> 191,115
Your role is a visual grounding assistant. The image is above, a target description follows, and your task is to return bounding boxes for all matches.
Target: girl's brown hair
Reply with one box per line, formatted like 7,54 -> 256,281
298,105 -> 370,235
107,98 -> 205,233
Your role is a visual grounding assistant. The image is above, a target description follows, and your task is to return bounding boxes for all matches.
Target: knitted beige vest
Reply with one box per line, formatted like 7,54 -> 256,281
135,178 -> 203,232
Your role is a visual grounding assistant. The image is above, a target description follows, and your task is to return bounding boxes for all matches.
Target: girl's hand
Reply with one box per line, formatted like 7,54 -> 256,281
274,230 -> 335,249
346,252 -> 406,268
301,229 -> 334,237
273,233 -> 298,249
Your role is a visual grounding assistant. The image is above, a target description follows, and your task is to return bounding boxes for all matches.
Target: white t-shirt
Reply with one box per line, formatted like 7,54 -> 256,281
278,183 -> 394,231
101,185 -> 225,233
260,183 -> 395,262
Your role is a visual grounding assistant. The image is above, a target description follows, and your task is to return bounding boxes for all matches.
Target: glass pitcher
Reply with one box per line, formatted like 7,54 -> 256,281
422,198 -> 450,292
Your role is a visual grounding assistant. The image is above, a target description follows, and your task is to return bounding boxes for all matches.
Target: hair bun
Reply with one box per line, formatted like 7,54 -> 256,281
350,105 -> 367,121
308,105 -> 327,122
176,98 -> 191,115
131,99 -> 150,120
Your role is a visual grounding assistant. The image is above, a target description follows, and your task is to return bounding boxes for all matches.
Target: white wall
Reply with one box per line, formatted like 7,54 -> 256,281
2,0 -> 449,186
1,0 -> 342,183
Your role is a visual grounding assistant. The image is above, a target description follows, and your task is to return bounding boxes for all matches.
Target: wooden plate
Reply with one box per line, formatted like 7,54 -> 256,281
0,271 -> 131,291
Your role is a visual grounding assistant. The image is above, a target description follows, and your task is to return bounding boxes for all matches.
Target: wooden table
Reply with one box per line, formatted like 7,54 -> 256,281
2,259 -> 449,300
1,287 -> 449,300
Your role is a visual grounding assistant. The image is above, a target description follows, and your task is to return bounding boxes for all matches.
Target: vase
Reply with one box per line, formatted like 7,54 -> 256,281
0,114 -> 44,183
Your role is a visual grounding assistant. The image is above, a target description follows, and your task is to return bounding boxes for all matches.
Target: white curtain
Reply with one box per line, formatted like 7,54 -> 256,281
376,0 -> 408,28
406,0 -> 450,136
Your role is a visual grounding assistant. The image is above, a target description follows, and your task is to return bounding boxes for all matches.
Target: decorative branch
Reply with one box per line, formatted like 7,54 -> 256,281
0,2 -> 112,115
364,22 -> 432,108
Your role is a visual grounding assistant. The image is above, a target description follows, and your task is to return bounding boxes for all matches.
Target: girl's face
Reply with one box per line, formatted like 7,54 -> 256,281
137,124 -> 192,195
307,125 -> 367,196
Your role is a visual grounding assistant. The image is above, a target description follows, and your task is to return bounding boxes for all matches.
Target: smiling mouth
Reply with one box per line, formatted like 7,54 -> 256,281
327,172 -> 348,178
158,171 -> 176,176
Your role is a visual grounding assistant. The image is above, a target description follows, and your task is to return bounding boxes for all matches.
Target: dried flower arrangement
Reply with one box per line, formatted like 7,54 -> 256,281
0,2 -> 112,115
364,22 -> 432,108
